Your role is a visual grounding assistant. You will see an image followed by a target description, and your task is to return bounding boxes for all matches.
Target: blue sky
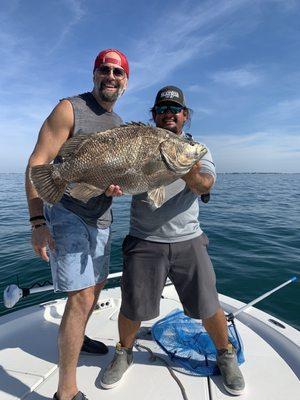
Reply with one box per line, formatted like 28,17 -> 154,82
1,0 -> 300,172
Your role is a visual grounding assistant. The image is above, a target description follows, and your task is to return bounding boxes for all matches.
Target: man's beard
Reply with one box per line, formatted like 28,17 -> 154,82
164,125 -> 178,134
158,117 -> 180,134
97,81 -> 123,102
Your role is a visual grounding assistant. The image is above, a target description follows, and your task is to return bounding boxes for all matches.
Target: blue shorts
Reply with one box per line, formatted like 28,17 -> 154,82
44,203 -> 111,292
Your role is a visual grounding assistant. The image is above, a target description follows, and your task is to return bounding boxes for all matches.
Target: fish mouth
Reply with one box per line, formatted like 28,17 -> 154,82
161,140 -> 208,174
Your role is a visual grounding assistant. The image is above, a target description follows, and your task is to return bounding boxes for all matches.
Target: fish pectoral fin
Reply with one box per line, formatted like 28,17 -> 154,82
147,187 -> 166,208
58,133 -> 90,159
69,183 -> 104,202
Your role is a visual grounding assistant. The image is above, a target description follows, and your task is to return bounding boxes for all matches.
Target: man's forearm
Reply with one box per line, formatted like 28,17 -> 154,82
183,172 -> 214,196
25,165 -> 44,218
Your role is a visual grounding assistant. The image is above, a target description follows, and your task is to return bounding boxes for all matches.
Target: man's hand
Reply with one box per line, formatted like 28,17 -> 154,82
105,185 -> 123,197
182,161 -> 202,186
182,161 -> 214,195
32,225 -> 55,262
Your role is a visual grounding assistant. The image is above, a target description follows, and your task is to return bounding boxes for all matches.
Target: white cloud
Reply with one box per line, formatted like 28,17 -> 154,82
128,34 -> 219,93
263,99 -> 300,120
0,0 -> 88,172
195,130 -> 300,172
128,0 -> 252,92
187,85 -> 207,93
0,0 -> 299,173
192,107 -> 214,117
211,66 -> 262,87
47,0 -> 85,55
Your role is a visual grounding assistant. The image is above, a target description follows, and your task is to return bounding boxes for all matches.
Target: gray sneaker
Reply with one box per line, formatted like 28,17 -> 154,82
53,391 -> 88,399
216,344 -> 245,396
100,342 -> 133,389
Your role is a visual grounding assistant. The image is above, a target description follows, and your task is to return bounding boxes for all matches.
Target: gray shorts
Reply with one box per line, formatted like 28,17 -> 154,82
120,234 -> 220,321
44,203 -> 111,292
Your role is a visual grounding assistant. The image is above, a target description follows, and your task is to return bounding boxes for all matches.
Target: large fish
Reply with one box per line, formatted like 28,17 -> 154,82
30,123 -> 207,208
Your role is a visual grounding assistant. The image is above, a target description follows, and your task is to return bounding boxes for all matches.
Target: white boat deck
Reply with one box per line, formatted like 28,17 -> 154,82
0,286 -> 299,400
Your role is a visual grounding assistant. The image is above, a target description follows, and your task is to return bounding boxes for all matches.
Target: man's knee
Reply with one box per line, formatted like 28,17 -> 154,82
203,307 -> 225,322
66,286 -> 96,315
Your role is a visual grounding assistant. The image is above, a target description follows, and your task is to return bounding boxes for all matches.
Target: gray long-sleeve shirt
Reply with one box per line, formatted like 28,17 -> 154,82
129,139 -> 216,243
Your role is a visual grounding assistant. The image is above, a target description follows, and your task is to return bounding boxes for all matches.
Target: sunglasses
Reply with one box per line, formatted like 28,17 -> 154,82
154,105 -> 184,115
97,65 -> 126,79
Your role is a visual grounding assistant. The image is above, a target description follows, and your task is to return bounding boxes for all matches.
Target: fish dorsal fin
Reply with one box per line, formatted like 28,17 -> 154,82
69,183 -> 104,203
120,121 -> 150,128
58,133 -> 92,160
147,186 -> 166,208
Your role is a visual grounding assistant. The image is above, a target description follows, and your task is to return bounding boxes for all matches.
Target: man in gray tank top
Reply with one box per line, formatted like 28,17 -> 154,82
101,86 -> 245,396
25,49 -> 129,400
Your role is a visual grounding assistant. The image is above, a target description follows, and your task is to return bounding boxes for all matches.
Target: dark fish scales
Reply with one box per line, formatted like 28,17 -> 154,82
30,123 -> 207,208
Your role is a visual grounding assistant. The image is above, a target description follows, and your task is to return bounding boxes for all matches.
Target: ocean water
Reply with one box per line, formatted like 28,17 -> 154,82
0,173 -> 299,330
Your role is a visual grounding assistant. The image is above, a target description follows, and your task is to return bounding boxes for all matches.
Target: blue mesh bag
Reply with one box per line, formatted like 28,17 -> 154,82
152,309 -> 245,376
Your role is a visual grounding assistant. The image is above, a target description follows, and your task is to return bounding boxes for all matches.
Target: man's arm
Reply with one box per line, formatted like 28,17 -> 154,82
182,161 -> 214,195
25,99 -> 74,260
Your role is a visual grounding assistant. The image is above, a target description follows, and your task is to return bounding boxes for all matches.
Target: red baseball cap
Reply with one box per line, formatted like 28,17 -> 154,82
93,49 -> 129,78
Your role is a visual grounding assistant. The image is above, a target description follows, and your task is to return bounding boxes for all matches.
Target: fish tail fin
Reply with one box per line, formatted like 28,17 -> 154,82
29,164 -> 67,204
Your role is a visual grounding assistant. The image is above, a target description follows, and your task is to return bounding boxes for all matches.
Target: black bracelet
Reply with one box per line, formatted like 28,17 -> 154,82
31,223 -> 47,230
29,215 -> 45,222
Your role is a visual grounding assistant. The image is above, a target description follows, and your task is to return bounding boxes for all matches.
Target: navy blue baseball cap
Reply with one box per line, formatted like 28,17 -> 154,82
154,86 -> 186,107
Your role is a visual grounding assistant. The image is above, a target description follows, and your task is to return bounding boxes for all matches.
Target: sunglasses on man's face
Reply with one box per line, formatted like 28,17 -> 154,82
97,65 -> 126,79
154,105 -> 184,115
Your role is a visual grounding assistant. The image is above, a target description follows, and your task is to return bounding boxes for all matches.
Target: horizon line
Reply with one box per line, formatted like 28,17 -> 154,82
0,172 -> 299,175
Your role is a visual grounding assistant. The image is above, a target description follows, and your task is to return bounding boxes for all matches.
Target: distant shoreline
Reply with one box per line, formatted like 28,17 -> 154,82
1,172 -> 300,175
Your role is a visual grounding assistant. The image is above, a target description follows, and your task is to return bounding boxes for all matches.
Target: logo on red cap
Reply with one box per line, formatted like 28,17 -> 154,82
94,49 -> 129,78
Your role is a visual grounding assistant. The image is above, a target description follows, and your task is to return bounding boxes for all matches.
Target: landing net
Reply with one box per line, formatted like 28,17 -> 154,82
152,309 -> 245,376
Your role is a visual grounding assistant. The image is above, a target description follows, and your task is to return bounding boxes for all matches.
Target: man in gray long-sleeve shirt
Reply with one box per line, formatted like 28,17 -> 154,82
101,86 -> 245,396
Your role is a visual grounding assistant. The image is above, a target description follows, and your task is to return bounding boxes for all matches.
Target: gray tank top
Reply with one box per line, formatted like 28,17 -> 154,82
59,92 -> 123,228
